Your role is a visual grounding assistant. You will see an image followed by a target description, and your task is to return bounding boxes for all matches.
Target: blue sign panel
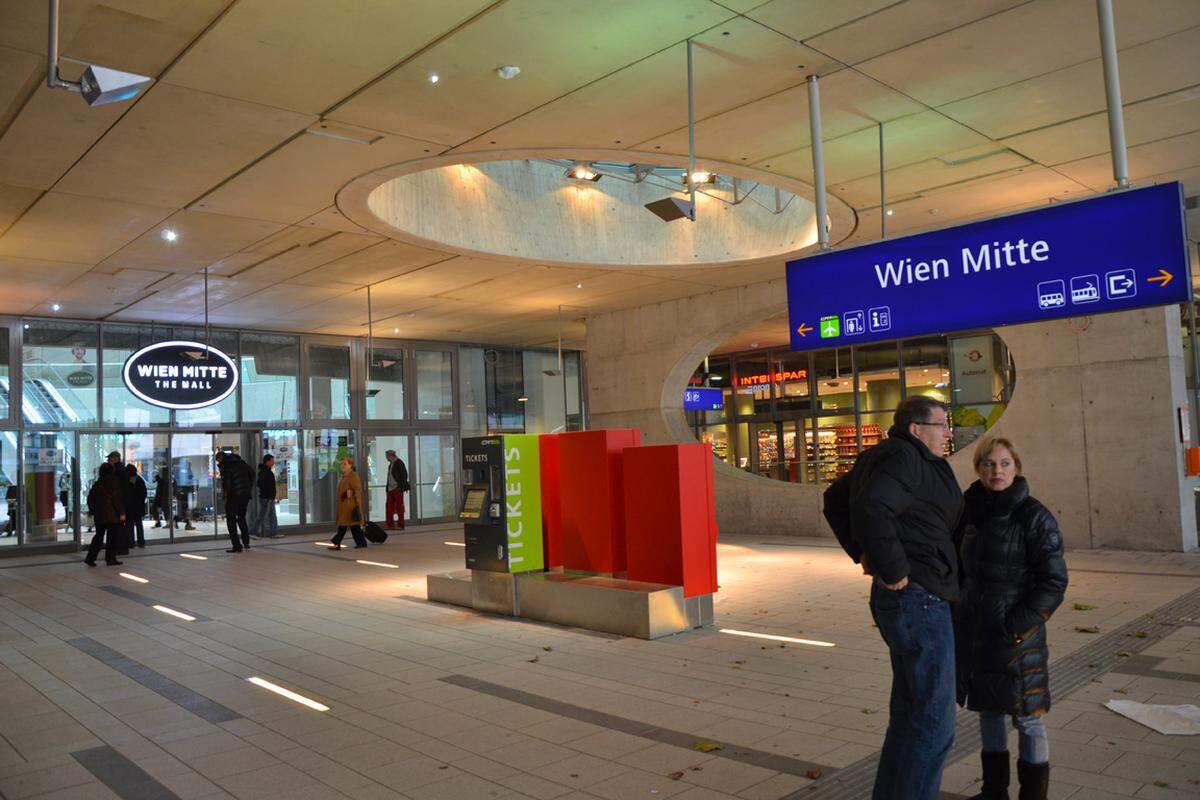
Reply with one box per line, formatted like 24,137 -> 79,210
787,183 -> 1190,351
684,387 -> 724,411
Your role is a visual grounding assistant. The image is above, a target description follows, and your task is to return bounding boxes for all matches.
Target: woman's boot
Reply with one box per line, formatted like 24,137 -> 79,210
1017,760 -> 1048,800
969,751 -> 1010,799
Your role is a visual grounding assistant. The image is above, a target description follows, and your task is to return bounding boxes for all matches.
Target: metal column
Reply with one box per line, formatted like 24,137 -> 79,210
686,39 -> 697,221
1096,0 -> 1129,188
807,75 -> 829,249
879,121 -> 887,239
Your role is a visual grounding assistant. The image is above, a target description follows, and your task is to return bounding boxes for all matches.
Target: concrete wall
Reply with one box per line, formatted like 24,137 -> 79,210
586,281 -> 1197,552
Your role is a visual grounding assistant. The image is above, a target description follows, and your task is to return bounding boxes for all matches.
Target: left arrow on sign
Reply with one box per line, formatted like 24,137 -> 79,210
1147,268 -> 1173,287
796,322 -> 814,337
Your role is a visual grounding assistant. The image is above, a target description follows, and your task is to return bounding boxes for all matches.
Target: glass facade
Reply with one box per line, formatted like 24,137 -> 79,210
0,316 -> 585,552
688,331 -> 1014,484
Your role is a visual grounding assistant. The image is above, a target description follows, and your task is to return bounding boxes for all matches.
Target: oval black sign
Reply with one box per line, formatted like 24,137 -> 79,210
122,341 -> 239,410
67,370 -> 94,387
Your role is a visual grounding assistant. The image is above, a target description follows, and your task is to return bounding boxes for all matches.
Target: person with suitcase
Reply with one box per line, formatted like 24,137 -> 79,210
331,457 -> 367,550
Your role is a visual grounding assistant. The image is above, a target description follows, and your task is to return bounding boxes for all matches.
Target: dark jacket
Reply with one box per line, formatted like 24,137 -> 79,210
956,477 -> 1068,716
123,474 -> 147,516
257,463 -> 277,500
153,473 -> 170,508
849,426 -> 964,601
389,458 -> 410,492
217,454 -> 255,502
88,468 -> 123,525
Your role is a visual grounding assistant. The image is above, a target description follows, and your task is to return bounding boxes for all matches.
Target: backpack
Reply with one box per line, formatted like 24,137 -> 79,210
86,482 -> 99,516
822,470 -> 862,564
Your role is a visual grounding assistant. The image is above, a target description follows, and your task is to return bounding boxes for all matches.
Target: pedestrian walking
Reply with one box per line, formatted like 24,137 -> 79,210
83,463 -> 125,566
123,463 -> 148,548
250,454 -> 281,538
957,437 -> 1067,800
331,457 -> 367,549
215,451 -> 254,553
151,468 -> 170,527
384,449 -> 409,530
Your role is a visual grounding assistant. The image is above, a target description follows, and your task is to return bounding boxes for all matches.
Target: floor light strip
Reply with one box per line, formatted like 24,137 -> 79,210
719,628 -> 836,648
313,542 -> 335,548
119,573 -> 148,584
247,677 -> 329,711
179,553 -> 207,560
443,541 -> 466,547
152,605 -> 196,622
356,560 -> 400,569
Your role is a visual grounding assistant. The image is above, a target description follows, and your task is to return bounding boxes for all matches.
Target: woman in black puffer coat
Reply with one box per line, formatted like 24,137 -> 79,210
956,436 -> 1068,800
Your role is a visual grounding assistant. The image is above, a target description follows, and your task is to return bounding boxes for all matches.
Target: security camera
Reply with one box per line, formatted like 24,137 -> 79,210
78,65 -> 152,107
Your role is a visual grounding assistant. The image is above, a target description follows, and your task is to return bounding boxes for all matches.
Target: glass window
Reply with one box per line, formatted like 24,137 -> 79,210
102,325 -> 170,427
366,345 -> 405,420
21,431 -> 75,545
812,347 -> 855,482
22,320 -> 98,426
948,334 -> 1007,454
0,325 -> 9,419
364,434 -> 410,525
459,346 -> 487,436
242,334 -> 299,425
564,351 -> 584,431
733,354 -> 772,416
486,348 -> 524,432
522,350 -> 566,435
0,431 -> 17,546
415,350 -> 454,422
699,423 -> 732,465
771,350 -> 811,415
416,434 -> 457,520
172,328 -> 238,428
304,429 -> 355,524
261,429 -> 300,527
308,344 -> 351,420
857,341 -> 901,452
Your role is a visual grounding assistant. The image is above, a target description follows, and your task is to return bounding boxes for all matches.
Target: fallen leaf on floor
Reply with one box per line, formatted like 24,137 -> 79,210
1073,603 -> 1098,611
1133,631 -> 1147,639
543,646 -> 553,651
690,766 -> 703,771
1114,688 -> 1128,694
1116,650 -> 1132,657
732,660 -> 746,665
693,741 -> 723,752
438,765 -> 448,770
1154,780 -> 1169,788
668,771 -> 684,780
806,768 -> 822,780
1075,626 -> 1100,633
862,708 -> 876,715
1088,662 -> 1100,668
527,656 -> 539,663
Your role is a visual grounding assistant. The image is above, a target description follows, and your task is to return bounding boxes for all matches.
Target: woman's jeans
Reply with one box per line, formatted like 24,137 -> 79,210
980,711 -> 1049,764
870,582 -> 957,800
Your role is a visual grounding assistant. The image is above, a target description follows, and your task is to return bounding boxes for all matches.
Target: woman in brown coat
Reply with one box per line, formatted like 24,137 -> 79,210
330,457 -> 367,549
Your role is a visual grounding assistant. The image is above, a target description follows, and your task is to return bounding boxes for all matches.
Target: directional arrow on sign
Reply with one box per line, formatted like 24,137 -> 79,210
795,322 -> 813,337
1147,268 -> 1173,287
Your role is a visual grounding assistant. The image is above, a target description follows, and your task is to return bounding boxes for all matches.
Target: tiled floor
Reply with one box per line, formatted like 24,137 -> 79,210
0,530 -> 1197,800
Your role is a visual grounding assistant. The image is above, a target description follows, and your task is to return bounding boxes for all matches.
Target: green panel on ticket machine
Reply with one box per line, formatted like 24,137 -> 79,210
460,435 -> 544,573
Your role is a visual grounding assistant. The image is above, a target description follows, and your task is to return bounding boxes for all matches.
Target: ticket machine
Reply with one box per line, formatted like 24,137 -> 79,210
459,435 -> 543,574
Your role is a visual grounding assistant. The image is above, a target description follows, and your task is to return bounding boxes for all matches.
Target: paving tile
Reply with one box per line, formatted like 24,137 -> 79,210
365,754 -> 463,789
531,752 -> 632,789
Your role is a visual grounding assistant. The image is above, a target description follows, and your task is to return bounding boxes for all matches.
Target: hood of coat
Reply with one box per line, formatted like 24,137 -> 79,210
965,475 -> 1030,523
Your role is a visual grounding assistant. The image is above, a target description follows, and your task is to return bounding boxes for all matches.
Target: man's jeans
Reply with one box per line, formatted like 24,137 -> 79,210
249,498 -> 278,537
870,581 -> 956,800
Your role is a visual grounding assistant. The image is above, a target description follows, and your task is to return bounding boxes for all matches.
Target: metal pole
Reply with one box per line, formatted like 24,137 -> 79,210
807,75 -> 829,250
686,39 -> 697,221
46,0 -> 80,92
1096,0 -> 1129,188
879,121 -> 887,238
203,266 -> 210,358
366,284 -> 373,383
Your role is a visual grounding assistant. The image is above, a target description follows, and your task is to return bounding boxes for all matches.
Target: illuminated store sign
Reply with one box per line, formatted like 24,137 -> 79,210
737,369 -> 807,387
786,182 -> 1191,351
122,341 -> 239,410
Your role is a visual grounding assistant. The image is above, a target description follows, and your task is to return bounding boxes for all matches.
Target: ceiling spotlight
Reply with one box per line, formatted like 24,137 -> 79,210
682,171 -> 716,185
428,72 -> 440,84
496,65 -> 521,80
565,162 -> 601,182
51,303 -> 61,312
575,283 -> 583,289
885,208 -> 894,216
393,327 -> 400,333
161,228 -> 178,242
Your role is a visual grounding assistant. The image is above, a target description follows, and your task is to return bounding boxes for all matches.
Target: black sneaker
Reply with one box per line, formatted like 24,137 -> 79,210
106,560 -> 123,566
84,559 -> 96,567
226,548 -> 243,553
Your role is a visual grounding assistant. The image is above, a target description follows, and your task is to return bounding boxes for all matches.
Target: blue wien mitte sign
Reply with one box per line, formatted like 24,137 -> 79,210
786,183 -> 1190,351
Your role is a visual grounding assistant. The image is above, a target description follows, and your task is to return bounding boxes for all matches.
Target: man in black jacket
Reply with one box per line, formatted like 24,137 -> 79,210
384,449 -> 410,530
250,454 -> 281,539
850,396 -> 962,800
215,451 -> 255,553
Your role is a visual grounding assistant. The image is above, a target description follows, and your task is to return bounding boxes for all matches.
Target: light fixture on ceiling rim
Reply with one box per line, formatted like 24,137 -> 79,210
45,0 -> 151,107
680,170 -> 716,186
564,162 -> 601,182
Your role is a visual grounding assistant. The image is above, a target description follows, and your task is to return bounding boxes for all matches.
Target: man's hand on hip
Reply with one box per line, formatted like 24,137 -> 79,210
882,576 -> 909,591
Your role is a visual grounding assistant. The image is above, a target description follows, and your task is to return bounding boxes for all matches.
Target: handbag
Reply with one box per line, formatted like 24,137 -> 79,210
350,488 -> 361,523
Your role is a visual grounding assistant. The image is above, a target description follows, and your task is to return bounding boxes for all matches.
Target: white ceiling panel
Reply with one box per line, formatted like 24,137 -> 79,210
194,125 -> 439,224
745,0 -> 897,41
0,44 -> 42,126
328,0 -> 737,144
54,82 -> 314,207
163,0 -> 494,114
299,240 -> 452,288
231,232 -> 382,284
1053,130 -> 1200,191
99,210 -> 283,273
0,192 -> 171,263
832,148 -> 1033,208
940,27 -> 1200,140
0,255 -> 94,314
0,183 -> 40,234
858,0 -> 1200,107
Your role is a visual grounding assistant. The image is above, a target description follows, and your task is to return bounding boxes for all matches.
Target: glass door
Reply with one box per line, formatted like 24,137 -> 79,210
415,434 -> 457,523
20,431 -> 75,545
81,432 -> 171,544
261,429 -> 300,527
170,432 -> 215,540
363,434 -> 410,526
0,431 -> 18,547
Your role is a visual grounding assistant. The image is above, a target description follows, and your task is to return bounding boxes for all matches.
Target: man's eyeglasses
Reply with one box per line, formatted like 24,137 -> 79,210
914,421 -> 950,429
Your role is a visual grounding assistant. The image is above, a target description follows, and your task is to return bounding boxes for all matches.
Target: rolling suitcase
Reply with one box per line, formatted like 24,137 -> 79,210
364,519 -> 388,544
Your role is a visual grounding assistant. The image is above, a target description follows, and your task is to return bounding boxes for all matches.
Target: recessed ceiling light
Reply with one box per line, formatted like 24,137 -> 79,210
885,209 -> 893,216
161,228 -> 178,242
496,65 -> 520,80
51,303 -> 61,312
393,327 -> 400,333
428,72 -> 439,84
576,283 -> 583,289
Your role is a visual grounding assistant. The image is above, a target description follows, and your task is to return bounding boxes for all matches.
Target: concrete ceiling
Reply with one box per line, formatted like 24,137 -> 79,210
0,0 -> 1197,351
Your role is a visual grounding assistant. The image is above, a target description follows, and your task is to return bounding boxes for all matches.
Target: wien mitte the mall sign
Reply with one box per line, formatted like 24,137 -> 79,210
122,340 -> 239,410
786,182 -> 1191,351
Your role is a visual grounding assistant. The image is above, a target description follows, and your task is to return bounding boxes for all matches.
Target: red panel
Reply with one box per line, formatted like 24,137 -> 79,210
623,443 -> 718,597
558,429 -> 641,573
539,434 -> 563,569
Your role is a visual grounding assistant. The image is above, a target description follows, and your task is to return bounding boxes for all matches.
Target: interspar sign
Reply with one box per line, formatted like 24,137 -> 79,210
503,434 -> 543,573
